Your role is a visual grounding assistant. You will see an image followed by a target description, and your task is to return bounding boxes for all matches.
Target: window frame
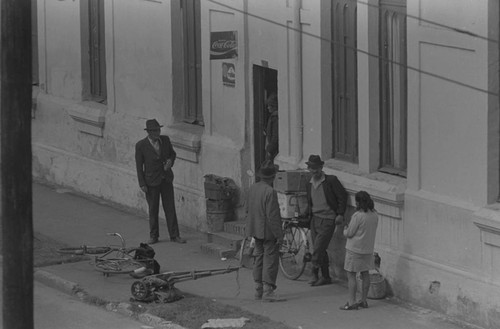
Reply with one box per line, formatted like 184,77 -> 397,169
181,0 -> 203,125
379,0 -> 407,176
332,0 -> 358,163
81,0 -> 107,104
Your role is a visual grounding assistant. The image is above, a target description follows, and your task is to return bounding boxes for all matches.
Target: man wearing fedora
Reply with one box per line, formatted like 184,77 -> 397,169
135,119 -> 186,244
245,160 -> 284,302
305,154 -> 348,286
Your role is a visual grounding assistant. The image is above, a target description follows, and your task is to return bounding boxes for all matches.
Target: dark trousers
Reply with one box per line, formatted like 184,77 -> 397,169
146,179 -> 180,239
310,216 -> 336,270
253,238 -> 280,289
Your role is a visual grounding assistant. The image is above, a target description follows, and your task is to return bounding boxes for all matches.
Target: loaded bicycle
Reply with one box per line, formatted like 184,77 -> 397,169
57,233 -> 155,277
238,215 -> 312,280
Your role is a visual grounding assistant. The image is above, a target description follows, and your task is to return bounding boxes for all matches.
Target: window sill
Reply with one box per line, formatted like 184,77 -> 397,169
322,160 -> 406,219
68,102 -> 107,137
165,123 -> 203,163
474,206 -> 500,248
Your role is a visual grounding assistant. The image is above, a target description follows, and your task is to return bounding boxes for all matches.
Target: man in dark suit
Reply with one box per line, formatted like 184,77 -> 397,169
135,119 -> 186,244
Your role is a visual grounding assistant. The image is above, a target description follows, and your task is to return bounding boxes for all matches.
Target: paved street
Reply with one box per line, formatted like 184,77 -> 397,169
0,262 -> 150,329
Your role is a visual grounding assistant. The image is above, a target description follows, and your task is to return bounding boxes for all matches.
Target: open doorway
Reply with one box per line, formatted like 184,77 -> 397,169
253,65 -> 278,179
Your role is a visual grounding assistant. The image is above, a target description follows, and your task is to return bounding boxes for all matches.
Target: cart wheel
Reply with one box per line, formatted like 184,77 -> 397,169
131,281 -> 150,301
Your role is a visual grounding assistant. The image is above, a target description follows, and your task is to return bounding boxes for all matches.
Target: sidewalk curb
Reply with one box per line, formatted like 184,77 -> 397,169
34,269 -> 188,329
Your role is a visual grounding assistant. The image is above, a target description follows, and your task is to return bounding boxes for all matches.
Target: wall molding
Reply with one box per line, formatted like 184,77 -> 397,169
474,206 -> 500,248
165,123 -> 203,163
68,102 -> 107,137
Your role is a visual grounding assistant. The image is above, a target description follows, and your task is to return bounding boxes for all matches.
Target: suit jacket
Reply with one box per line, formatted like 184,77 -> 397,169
245,181 -> 283,241
306,174 -> 348,217
135,135 -> 177,187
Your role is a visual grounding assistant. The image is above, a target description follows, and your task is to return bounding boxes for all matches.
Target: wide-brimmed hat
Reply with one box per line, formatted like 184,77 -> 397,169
306,155 -> 324,168
145,119 -> 163,131
258,160 -> 277,179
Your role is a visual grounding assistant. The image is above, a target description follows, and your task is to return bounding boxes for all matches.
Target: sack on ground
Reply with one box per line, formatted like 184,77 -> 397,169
134,243 -> 160,274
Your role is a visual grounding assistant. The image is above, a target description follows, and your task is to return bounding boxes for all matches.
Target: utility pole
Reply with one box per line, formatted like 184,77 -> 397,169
1,0 -> 33,329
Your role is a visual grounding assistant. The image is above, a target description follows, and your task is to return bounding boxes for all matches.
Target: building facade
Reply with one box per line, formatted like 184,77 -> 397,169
32,1 -> 499,328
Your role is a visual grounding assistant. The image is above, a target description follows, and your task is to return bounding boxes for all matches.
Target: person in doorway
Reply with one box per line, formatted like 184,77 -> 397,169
246,160 -> 284,302
264,93 -> 279,162
304,155 -> 348,286
340,191 -> 379,310
135,119 -> 186,245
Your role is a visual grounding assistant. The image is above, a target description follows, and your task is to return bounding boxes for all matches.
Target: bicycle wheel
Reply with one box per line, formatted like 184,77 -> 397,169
94,258 -> 145,274
57,246 -> 111,255
279,226 -> 309,280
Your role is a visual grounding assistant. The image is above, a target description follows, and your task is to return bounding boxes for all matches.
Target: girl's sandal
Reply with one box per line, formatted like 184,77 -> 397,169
339,302 -> 358,310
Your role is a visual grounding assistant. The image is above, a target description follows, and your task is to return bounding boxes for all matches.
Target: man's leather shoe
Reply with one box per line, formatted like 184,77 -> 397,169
171,237 -> 186,244
148,238 -> 158,244
262,290 -> 286,302
311,277 -> 332,286
308,275 -> 319,286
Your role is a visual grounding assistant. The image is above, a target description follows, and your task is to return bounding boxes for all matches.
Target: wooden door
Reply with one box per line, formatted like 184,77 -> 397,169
253,65 -> 277,177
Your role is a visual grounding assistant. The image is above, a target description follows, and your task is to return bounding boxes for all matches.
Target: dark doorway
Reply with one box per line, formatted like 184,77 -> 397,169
253,65 -> 278,178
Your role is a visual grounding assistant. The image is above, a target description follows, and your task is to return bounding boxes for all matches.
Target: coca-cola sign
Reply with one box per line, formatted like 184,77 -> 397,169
210,31 -> 238,60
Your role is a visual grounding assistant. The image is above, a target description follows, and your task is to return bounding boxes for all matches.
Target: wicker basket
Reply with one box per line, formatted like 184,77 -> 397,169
357,270 -> 387,299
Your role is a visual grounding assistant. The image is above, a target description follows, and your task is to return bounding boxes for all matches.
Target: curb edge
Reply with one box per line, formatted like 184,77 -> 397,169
34,269 -> 188,329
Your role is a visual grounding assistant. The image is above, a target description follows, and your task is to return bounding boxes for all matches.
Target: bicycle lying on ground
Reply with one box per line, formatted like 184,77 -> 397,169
57,233 -> 155,277
238,216 -> 312,280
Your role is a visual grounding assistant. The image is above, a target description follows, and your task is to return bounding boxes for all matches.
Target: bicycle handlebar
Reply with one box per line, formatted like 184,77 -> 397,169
106,233 -> 126,248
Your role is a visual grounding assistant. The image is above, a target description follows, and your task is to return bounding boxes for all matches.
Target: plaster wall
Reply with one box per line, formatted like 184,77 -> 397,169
380,1 -> 500,327
404,192 -> 482,274
206,8 -> 244,143
111,0 -> 173,121
383,244 -> 500,329
300,0 -> 327,163
407,0 -> 489,205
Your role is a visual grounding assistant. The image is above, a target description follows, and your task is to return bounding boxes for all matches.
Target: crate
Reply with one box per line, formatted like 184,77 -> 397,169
274,170 -> 311,193
204,182 -> 233,200
277,192 -> 308,219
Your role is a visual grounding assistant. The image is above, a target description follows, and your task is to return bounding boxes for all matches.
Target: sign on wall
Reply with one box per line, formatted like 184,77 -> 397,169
222,62 -> 235,87
210,31 -> 238,60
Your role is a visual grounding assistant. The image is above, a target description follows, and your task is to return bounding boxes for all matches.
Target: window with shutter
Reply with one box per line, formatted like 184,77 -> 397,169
181,0 -> 203,125
81,0 -> 106,104
379,0 -> 407,176
332,0 -> 358,162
